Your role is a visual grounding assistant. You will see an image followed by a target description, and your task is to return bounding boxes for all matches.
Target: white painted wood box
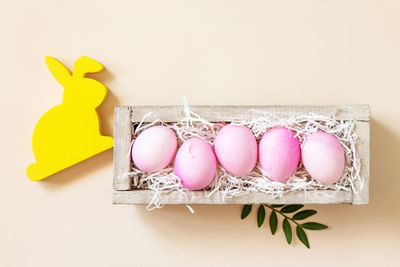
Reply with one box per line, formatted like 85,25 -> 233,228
112,105 -> 370,205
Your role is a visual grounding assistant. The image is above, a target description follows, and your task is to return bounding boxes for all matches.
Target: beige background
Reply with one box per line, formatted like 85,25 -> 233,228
1,0 -> 400,266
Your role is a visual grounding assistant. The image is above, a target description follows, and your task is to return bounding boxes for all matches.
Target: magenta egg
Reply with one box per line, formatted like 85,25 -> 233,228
132,126 -> 177,172
174,138 -> 217,190
214,124 -> 258,176
302,131 -> 345,184
259,126 -> 301,181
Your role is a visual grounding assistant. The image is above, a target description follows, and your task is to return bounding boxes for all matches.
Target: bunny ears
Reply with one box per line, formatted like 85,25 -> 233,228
45,56 -> 104,84
73,56 -> 104,77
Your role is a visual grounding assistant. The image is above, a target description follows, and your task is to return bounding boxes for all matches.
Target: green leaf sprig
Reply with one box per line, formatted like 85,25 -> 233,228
241,204 -> 328,249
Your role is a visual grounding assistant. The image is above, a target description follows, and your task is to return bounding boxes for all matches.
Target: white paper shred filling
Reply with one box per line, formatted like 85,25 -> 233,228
120,99 -> 363,211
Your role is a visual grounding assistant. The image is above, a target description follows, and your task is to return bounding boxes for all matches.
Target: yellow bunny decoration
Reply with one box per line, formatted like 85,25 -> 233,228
27,56 -> 114,181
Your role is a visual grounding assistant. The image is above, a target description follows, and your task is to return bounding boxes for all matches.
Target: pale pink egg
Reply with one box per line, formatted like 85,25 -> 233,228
214,124 -> 257,176
132,126 -> 177,172
174,138 -> 217,190
259,126 -> 300,181
302,131 -> 345,184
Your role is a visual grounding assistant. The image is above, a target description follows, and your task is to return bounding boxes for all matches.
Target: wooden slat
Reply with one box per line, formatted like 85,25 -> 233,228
113,190 -> 353,205
129,105 -> 370,122
352,121 -> 370,204
113,107 -> 132,190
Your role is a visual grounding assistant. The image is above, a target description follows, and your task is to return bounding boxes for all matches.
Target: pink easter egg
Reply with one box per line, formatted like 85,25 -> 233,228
174,138 -> 217,190
259,126 -> 301,181
302,131 -> 345,184
214,124 -> 258,176
132,126 -> 177,172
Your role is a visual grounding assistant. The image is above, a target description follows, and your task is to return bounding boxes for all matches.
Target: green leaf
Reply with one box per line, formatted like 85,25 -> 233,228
270,204 -> 284,208
296,226 -> 310,249
302,222 -> 328,230
241,205 -> 252,219
280,205 -> 304,213
257,205 -> 266,227
293,210 -> 317,220
282,218 -> 292,244
269,211 -> 278,234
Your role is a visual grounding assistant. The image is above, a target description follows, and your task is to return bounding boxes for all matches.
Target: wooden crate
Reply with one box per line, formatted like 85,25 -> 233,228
112,105 -> 370,205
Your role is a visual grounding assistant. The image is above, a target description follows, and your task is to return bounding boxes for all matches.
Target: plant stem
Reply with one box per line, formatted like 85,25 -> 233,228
263,204 -> 301,227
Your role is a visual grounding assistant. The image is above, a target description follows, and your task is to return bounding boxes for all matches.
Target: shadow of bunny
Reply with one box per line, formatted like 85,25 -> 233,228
38,149 -> 113,190
88,68 -> 119,137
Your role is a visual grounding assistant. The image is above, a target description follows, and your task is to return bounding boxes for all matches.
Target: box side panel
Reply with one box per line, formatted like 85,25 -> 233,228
113,107 -> 132,190
129,105 -> 370,122
113,190 -> 353,205
352,121 -> 370,204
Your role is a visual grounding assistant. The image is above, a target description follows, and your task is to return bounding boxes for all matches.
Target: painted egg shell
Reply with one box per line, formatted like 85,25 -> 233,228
132,126 -> 177,172
259,127 -> 300,181
174,138 -> 217,190
302,131 -> 345,184
214,124 -> 257,176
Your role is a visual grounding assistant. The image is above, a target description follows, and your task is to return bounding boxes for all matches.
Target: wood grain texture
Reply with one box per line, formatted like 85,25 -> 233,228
113,190 -> 353,205
352,121 -> 370,204
129,105 -> 370,122
113,107 -> 132,190
113,105 -> 370,205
